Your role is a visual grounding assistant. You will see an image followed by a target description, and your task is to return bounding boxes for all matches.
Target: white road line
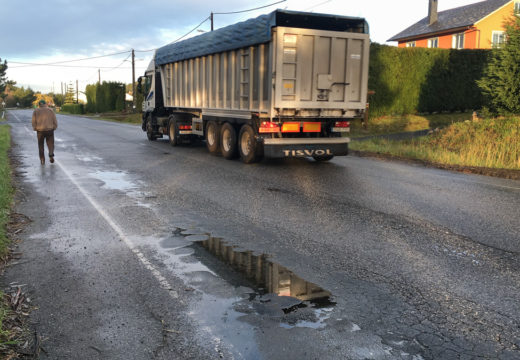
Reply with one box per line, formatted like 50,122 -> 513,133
55,160 -> 179,298
10,111 -> 24,123
13,114 -> 181,297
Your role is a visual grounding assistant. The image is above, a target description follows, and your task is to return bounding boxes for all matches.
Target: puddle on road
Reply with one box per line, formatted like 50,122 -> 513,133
88,169 -> 153,209
90,170 -> 136,191
196,236 -> 332,304
77,155 -> 103,163
167,229 -> 336,330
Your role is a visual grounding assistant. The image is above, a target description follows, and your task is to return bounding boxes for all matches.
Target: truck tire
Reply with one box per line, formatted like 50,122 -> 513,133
206,121 -> 220,154
146,115 -> 156,141
168,116 -> 179,147
220,123 -> 238,159
238,124 -> 261,163
313,155 -> 334,162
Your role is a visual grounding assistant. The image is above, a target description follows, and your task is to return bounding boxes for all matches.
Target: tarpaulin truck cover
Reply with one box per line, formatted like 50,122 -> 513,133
155,10 -> 368,65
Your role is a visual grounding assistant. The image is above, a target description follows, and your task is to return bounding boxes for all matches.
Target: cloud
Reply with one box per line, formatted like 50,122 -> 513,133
2,0 -> 248,59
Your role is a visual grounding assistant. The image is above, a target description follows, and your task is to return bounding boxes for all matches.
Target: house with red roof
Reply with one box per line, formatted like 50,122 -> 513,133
389,0 -> 519,49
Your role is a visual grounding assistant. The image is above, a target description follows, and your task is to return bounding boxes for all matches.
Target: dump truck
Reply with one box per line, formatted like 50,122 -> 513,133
139,10 -> 370,163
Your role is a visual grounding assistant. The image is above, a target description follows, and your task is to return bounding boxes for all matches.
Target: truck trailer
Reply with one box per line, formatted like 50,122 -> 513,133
139,10 -> 370,163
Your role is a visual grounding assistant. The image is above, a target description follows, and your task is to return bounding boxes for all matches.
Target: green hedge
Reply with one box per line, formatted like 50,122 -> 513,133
369,44 -> 489,117
61,103 -> 84,114
86,81 -> 125,113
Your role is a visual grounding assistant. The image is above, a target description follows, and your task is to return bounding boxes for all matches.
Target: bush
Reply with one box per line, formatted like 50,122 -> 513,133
60,103 -> 84,114
369,44 -> 489,117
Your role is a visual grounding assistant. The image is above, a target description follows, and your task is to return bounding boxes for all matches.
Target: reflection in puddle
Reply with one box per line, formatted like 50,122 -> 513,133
197,237 -> 332,302
90,170 -> 136,191
78,155 -> 103,162
187,235 -> 335,330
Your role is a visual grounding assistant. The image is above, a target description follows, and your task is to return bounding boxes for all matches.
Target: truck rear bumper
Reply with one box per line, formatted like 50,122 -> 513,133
262,137 -> 350,158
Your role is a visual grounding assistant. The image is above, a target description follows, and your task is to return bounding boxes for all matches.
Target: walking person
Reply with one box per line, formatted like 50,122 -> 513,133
32,99 -> 58,165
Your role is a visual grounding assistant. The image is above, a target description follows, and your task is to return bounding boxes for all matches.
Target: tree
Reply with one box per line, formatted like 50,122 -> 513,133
85,84 -> 97,113
478,15 -> 520,114
64,83 -> 76,104
33,93 -> 54,108
12,86 -> 36,108
0,58 -> 7,94
51,93 -> 64,107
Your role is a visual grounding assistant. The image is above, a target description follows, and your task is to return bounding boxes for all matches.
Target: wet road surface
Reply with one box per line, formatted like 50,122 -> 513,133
4,110 -> 520,359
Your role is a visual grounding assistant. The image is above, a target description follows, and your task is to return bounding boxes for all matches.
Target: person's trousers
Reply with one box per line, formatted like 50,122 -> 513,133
37,130 -> 55,161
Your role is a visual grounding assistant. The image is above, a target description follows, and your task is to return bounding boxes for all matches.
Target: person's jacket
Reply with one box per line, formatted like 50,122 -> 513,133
32,107 -> 58,131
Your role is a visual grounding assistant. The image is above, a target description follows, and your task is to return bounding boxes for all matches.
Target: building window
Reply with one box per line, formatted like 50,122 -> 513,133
515,1 -> 520,15
452,33 -> 465,49
492,31 -> 506,47
428,37 -> 439,48
406,41 -> 416,47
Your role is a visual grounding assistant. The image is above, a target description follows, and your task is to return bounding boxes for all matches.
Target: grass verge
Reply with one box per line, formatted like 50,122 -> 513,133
351,117 -> 520,170
350,112 -> 473,137
58,110 -> 142,125
96,112 -> 142,124
0,292 -> 19,352
0,125 -> 13,257
0,124 -> 23,357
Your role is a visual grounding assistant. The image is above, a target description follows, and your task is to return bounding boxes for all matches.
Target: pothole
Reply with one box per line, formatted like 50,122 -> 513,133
173,228 -> 336,329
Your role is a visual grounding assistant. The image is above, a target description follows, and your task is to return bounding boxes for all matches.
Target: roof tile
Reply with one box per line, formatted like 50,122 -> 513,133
388,0 -> 511,42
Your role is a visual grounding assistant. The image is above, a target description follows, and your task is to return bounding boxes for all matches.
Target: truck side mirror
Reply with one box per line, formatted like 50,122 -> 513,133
137,77 -> 142,93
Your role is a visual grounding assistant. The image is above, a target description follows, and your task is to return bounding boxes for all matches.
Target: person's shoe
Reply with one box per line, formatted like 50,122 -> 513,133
50,156 -> 54,163
40,158 -> 45,165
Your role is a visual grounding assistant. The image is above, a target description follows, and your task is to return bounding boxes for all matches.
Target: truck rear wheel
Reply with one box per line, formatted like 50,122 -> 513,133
206,121 -> 220,154
238,124 -> 261,164
220,123 -> 238,159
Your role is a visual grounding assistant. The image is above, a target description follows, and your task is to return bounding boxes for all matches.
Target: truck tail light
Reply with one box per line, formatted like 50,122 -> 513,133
334,121 -> 350,128
259,121 -> 280,133
281,122 -> 300,133
332,121 -> 350,133
303,122 -> 321,132
179,125 -> 192,130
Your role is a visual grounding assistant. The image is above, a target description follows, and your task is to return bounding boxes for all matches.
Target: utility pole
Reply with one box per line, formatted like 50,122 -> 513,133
132,49 -> 136,112
76,80 -> 79,104
98,69 -> 101,84
211,12 -> 214,31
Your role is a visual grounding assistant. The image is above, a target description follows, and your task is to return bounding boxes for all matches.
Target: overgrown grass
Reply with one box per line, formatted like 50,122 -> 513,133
94,112 -> 142,124
0,125 -> 13,257
0,292 -> 17,350
350,112 -> 473,137
58,110 -> 142,124
351,117 -> 520,170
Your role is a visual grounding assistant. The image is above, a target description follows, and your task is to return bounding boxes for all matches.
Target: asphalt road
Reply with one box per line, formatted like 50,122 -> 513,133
4,110 -> 520,359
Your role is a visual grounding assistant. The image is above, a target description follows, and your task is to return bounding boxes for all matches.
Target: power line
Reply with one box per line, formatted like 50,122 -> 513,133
166,16 -> 211,45
8,50 -> 132,68
9,63 -> 137,69
135,15 -> 212,52
213,0 -> 287,15
104,53 -> 132,73
304,0 -> 332,12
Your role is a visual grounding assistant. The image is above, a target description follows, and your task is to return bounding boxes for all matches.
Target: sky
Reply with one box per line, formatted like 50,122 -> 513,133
2,0 -> 482,95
